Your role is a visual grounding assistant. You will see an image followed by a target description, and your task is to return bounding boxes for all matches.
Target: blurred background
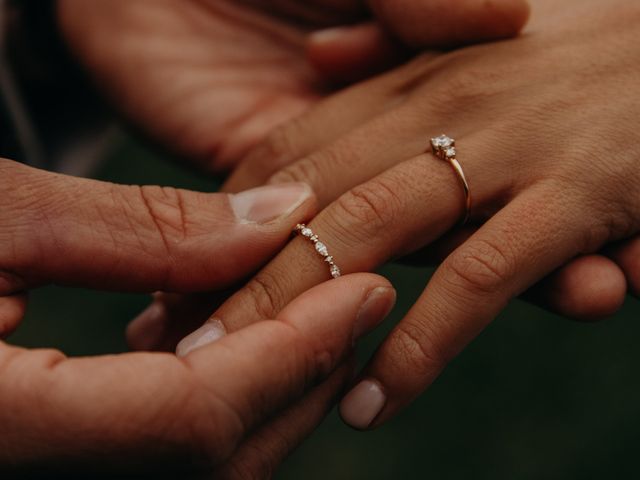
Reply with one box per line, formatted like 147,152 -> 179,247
7,135 -> 640,480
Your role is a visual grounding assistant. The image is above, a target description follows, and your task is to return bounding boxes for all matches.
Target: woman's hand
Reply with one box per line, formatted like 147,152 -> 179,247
148,0 -> 639,430
56,0 -> 530,171
0,159 -> 396,475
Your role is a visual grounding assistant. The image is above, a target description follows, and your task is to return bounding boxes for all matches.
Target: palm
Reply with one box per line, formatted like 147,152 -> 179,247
59,0 -> 345,170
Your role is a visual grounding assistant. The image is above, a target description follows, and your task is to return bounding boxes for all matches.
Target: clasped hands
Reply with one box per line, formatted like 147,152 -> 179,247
1,0 -> 639,476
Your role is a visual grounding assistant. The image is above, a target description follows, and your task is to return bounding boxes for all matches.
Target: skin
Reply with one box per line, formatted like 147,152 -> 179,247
5,0 -> 634,474
176,0 -> 640,431
1,0 -> 532,474
57,0 -> 529,171
0,159 -> 401,475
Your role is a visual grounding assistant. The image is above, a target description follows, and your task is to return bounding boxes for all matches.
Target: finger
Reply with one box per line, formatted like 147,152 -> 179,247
126,291 -> 229,352
0,294 -> 28,339
369,0 -> 531,48
215,358 -> 355,479
524,255 -> 627,321
215,132 -> 507,335
307,22 -> 407,83
222,55 -> 438,194
0,274 -> 394,474
0,159 -> 315,294
608,236 -> 640,297
404,231 -> 628,321
339,186 -> 596,429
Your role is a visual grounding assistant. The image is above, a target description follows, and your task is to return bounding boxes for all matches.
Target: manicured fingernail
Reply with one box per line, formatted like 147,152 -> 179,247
353,287 -> 396,342
230,183 -> 312,224
339,379 -> 386,430
127,302 -> 167,351
176,319 -> 226,357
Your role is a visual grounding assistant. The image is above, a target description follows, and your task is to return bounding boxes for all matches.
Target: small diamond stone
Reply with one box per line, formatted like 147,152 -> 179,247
315,242 -> 329,257
301,227 -> 313,237
325,256 -> 333,263
330,264 -> 341,278
431,135 -> 454,149
444,147 -> 456,158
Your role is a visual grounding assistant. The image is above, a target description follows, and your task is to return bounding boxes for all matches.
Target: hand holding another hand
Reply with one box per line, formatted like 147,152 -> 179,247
0,159 -> 400,475
148,0 -> 640,431
57,0 -> 530,170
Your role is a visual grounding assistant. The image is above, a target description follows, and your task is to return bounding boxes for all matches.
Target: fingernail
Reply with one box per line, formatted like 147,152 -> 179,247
127,302 -> 167,351
339,379 -> 386,430
230,183 -> 312,224
353,287 -> 396,342
176,319 -> 226,357
309,26 -> 351,45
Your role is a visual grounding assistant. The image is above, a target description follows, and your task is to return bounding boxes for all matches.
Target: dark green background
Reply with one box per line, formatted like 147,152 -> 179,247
9,138 -> 640,479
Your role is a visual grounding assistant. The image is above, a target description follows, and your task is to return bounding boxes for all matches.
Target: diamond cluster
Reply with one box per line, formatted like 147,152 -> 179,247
295,224 -> 341,279
431,134 -> 456,160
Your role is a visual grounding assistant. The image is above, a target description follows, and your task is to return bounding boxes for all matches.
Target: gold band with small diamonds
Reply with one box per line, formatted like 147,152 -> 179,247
294,224 -> 342,279
430,134 -> 472,225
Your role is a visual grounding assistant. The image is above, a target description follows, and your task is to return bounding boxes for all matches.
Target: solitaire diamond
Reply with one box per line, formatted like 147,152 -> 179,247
431,135 -> 453,149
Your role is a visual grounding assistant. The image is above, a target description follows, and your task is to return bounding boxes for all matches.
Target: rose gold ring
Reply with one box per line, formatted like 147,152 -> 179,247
430,134 -> 471,225
294,224 -> 341,279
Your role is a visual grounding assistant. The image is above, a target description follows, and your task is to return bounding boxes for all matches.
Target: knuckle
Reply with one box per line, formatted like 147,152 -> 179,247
257,123 -> 300,169
331,178 -> 403,242
242,271 -> 288,321
390,321 -> 446,381
136,185 -> 190,246
444,239 -> 513,296
418,60 -> 504,114
269,155 -> 323,188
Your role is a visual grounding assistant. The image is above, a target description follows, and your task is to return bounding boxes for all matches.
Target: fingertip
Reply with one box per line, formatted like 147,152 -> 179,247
540,255 -> 627,321
307,23 -> 401,83
278,273 -> 395,340
484,0 -> 531,38
126,301 -> 167,351
0,294 -> 28,339
339,378 -> 386,430
609,237 -> 640,297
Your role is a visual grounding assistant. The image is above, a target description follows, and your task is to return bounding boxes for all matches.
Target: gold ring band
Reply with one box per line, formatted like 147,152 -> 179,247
294,224 -> 342,279
430,135 -> 472,225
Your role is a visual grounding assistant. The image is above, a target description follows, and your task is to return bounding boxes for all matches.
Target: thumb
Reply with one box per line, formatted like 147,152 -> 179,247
0,274 -> 394,475
0,159 -> 315,295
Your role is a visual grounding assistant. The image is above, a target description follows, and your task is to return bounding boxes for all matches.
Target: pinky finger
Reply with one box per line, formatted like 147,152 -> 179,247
403,229 -> 628,321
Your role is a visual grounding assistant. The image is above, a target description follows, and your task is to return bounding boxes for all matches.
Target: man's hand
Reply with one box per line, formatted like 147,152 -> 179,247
1,267 -> 394,475
0,158 -> 394,475
56,0 -> 530,171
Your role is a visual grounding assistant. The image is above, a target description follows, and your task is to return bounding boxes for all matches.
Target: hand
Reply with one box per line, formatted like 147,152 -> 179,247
151,0 -> 639,431
0,159 -> 394,475
56,0 -> 530,171
2,264 -> 394,475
